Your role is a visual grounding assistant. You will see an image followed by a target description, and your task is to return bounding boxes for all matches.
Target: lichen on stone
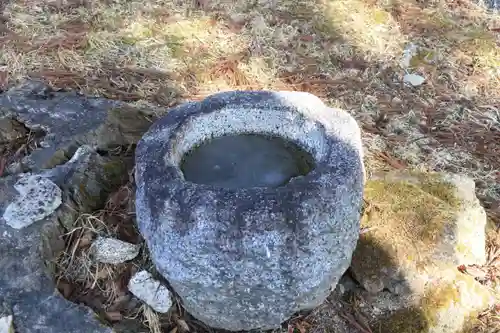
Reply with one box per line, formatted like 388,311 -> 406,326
371,272 -> 492,333
354,172 -> 462,282
351,170 -> 491,333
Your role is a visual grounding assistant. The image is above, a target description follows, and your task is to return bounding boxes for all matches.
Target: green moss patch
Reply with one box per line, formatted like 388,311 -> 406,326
373,282 -> 458,333
372,273 -> 491,333
357,173 -> 460,272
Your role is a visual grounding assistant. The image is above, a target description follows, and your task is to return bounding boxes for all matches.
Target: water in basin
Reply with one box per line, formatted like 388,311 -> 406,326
181,134 -> 313,189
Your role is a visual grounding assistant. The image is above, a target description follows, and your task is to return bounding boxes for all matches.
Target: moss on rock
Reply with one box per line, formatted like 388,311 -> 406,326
372,272 -> 492,333
353,172 -> 462,288
351,170 -> 492,333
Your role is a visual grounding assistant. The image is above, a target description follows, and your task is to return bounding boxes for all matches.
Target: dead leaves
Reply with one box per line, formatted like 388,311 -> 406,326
208,52 -> 253,87
339,310 -> 373,333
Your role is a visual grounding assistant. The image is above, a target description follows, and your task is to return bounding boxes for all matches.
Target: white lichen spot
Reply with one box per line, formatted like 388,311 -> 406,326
128,270 -> 173,313
3,175 -> 62,229
91,237 -> 140,264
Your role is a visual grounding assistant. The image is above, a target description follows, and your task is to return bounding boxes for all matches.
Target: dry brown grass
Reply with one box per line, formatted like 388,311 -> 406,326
4,0 -> 497,216
53,171 -> 153,329
461,225 -> 500,333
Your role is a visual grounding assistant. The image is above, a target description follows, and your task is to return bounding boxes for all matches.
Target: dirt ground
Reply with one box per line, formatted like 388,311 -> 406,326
1,0 -> 499,331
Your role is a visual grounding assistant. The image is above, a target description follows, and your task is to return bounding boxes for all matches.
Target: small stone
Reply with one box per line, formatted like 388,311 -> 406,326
2,174 -> 62,229
403,73 -> 425,87
0,315 -> 13,333
229,13 -> 247,25
363,277 -> 384,294
128,270 -> 173,313
91,237 -> 140,264
400,43 -> 418,68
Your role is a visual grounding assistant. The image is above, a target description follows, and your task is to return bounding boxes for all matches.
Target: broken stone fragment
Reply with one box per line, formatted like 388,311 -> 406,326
91,237 -> 140,264
2,174 -> 62,229
127,270 -> 173,313
0,315 -> 14,333
0,81 -> 158,333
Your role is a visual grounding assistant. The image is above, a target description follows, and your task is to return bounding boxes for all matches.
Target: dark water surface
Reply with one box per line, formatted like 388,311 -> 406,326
181,134 -> 314,189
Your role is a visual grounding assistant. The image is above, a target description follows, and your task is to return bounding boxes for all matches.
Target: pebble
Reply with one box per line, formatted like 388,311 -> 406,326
128,270 -> 173,313
403,73 -> 426,87
92,237 -> 140,264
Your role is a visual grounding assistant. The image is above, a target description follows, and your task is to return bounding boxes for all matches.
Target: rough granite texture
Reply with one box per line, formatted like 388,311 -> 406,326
127,270 -> 173,313
0,149 -> 113,333
3,175 -> 62,229
0,80 -> 155,175
484,0 -> 498,9
0,81 -> 155,333
92,237 -> 141,264
135,90 -> 365,330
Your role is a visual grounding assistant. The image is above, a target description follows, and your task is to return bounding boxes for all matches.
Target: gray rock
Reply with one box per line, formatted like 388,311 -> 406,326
3,175 -> 62,229
135,90 -> 365,330
127,270 -> 173,313
483,0 -> 499,9
0,81 -> 158,333
0,149 -> 114,333
0,80 -> 156,175
92,237 -> 140,264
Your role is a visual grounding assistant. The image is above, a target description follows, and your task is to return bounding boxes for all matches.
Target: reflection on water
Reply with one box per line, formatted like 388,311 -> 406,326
181,134 -> 314,189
